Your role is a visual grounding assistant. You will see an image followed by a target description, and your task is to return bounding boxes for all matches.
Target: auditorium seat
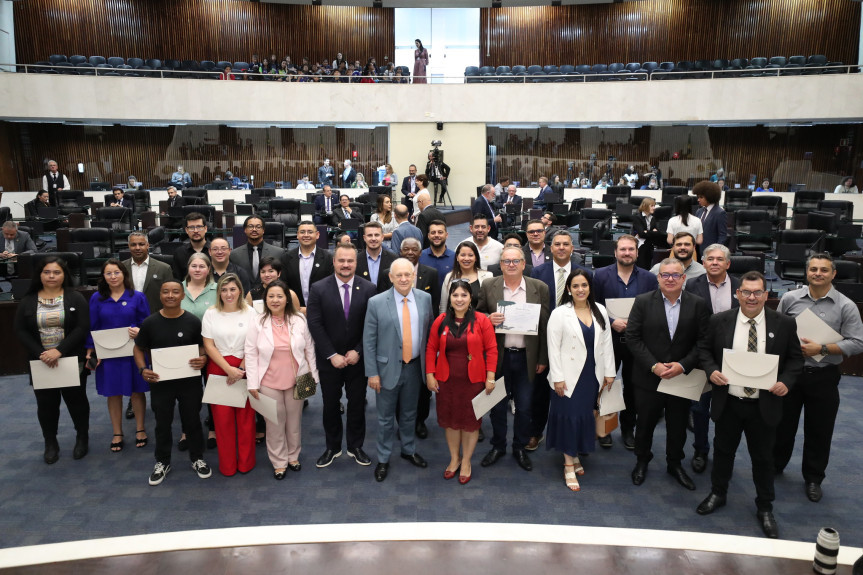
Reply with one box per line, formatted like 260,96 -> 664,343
575,64 -> 591,74
713,58 -> 729,69
107,57 -> 125,67
526,65 -> 541,75
762,63 -> 781,76
495,65 -> 511,75
803,63 -> 825,75
530,71 -> 547,83
146,58 -> 162,69
608,62 -> 624,73
127,57 -> 144,68
559,64 -> 575,74
730,58 -> 748,68
511,65 -> 527,75
53,62 -> 75,74
807,54 -> 828,66
591,63 -> 608,73
823,62 -> 845,74
69,55 -> 87,65
781,64 -> 803,76
234,61 -> 250,72
216,60 -> 232,70
742,64 -> 762,77
624,62 -> 641,72
543,65 -> 559,74
76,63 -> 96,75
750,57 -> 768,67
49,54 -> 67,64
89,56 -> 106,66
788,55 -> 806,66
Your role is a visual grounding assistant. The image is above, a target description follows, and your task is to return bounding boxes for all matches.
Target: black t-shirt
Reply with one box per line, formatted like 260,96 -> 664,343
135,311 -> 203,385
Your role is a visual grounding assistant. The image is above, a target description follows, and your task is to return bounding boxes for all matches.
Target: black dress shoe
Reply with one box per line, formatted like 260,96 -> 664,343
668,465 -> 696,490
696,492 -> 727,515
287,461 -> 302,472
125,399 -> 135,420
805,482 -> 823,502
757,510 -> 779,539
481,448 -> 505,467
400,452 -> 428,468
623,430 -> 636,450
316,449 -> 342,468
374,462 -> 389,482
478,428 -> 485,442
207,436 -> 217,450
177,437 -> 188,451
72,436 -> 89,460
631,461 -> 648,485
348,447 -> 372,466
513,449 -> 533,471
273,470 -> 286,480
415,422 -> 429,439
598,435 -> 613,449
43,438 -> 60,465
691,452 -> 708,474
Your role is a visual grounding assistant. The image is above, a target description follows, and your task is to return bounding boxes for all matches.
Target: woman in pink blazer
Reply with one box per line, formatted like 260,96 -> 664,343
245,280 -> 319,480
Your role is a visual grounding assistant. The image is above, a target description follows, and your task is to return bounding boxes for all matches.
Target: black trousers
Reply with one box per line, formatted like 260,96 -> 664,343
612,334 -> 637,433
711,396 -> 776,512
150,378 -> 204,464
634,386 -> 689,466
429,180 -> 448,204
773,365 -> 841,485
32,366 -> 90,440
320,362 -> 367,451
530,368 -> 550,438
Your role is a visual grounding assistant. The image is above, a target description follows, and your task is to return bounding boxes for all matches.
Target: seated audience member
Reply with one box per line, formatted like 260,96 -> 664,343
313,185 -> 337,226
126,176 -> 141,190
755,178 -> 774,192
296,175 -> 315,190
833,176 -> 858,194
352,173 -> 369,189
221,65 -> 236,80
110,187 -> 134,209
640,175 -> 659,190
534,176 -> 552,209
25,190 -> 53,217
171,165 -> 192,187
710,168 -> 725,183
2,220 -> 38,261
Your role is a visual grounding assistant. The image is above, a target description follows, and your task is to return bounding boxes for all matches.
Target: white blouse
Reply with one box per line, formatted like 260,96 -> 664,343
666,215 -> 703,240
201,307 -> 256,357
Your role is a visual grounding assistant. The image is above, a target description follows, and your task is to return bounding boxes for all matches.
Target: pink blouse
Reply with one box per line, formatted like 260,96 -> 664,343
259,323 -> 298,391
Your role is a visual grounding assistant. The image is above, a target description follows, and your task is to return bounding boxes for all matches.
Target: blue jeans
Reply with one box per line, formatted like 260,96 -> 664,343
490,349 -> 532,452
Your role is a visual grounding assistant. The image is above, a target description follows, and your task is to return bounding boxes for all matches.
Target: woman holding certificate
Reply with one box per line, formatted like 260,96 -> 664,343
244,280 -> 319,480
202,274 -> 257,476
546,269 -> 616,492
85,259 -> 151,452
14,256 -> 91,464
426,280 -> 498,485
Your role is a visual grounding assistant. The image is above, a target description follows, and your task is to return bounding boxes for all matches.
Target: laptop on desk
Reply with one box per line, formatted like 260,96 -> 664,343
37,206 -> 59,219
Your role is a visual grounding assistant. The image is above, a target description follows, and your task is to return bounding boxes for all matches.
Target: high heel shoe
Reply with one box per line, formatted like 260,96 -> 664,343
564,464 -> 580,492
573,458 -> 584,476
444,464 -> 460,480
110,434 -> 124,453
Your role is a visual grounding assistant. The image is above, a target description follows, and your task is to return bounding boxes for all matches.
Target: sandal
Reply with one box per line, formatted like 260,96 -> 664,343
255,433 -> 265,445
564,464 -> 580,492
135,430 -> 148,448
110,434 -> 124,453
573,458 -> 585,476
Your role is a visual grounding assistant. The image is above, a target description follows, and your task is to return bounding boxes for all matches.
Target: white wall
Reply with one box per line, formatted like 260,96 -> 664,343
0,1 -> 14,73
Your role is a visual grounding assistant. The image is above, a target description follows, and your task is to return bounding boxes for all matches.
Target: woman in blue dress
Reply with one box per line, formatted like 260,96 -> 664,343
85,258 -> 151,452
546,269 -> 616,492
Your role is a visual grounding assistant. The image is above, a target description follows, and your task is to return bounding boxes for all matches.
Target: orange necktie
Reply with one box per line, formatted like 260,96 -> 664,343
402,297 -> 412,363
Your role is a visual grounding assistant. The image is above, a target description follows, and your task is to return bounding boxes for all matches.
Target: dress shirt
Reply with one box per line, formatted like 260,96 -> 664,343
778,286 -> 863,367
130,257 -> 150,292
409,177 -> 416,194
700,203 -> 713,221
340,276 -> 355,314
554,261 -> 571,305
529,248 -> 546,269
324,196 -> 333,212
729,308 -> 766,399
503,277 -> 527,349
419,248 -> 455,291
298,249 -> 316,304
707,274 -> 733,314
661,292 -> 682,340
394,290 -> 421,359
472,238 -> 504,270
365,250 -> 383,285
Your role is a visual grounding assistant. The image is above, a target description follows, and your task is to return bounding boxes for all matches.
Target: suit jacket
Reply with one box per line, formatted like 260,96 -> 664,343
6,231 -> 37,255
425,160 -> 450,182
164,195 -> 186,210
696,205 -> 728,251
230,241 -> 286,286
401,175 -> 418,199
476,275 -> 550,382
332,206 -> 363,227
500,194 -> 522,210
244,313 -> 319,390
355,248 -> 398,291
390,221 -> 423,254
632,213 -> 666,247
24,200 -> 51,218
535,185 -> 552,206
523,244 -> 552,267
342,167 -> 357,187
685,273 -> 739,314
531,258 -> 593,310
123,256 -> 174,313
281,247 -> 334,308
363,287 -> 433,390
471,196 -> 499,240
415,205 -> 445,249
306,275 -> 377,368
547,303 -> 616,398
698,308 -> 802,426
379,263 -> 440,313
625,290 -> 711,391
15,289 -> 89,361
318,165 -> 334,187
313,194 -> 337,214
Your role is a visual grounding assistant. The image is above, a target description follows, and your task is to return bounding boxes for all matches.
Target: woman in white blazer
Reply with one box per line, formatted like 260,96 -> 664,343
245,280 -> 319,480
546,269 -> 616,492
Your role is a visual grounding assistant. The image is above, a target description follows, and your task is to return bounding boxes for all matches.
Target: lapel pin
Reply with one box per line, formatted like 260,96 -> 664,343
315,263 -> 320,267
768,332 -> 774,338
121,301 -> 127,306
363,271 -> 368,276
153,274 -> 158,279
178,332 -> 184,337
70,307 -> 76,311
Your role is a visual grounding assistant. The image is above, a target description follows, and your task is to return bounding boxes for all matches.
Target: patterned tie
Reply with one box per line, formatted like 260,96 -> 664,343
745,318 -> 757,396
556,268 -> 567,306
251,245 -> 260,279
402,297 -> 412,363
342,283 -> 351,321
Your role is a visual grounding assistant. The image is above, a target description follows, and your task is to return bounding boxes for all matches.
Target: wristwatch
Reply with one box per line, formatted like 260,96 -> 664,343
138,366 -> 146,375
820,344 -> 829,356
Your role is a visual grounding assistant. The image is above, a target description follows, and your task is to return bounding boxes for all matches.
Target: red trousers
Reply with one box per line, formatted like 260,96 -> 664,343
207,356 -> 256,476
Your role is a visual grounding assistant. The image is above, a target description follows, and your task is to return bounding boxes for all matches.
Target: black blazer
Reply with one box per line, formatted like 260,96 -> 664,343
523,244 -> 552,267
401,175 -> 418,199
332,206 -> 363,226
306,275 -> 377,367
625,290 -> 711,391
685,274 -> 740,314
698,308 -> 802,426
415,205 -> 445,249
281,247 -> 334,308
378,263 -> 440,313
696,205 -> 728,251
632,213 -> 665,246
354,248 -> 398,292
471,197 -> 499,240
15,290 -> 90,362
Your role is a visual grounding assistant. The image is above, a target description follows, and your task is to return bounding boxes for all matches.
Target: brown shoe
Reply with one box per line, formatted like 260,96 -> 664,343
525,436 -> 544,451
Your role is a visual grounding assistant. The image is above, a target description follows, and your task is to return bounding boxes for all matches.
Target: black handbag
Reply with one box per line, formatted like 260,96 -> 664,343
292,372 -> 317,400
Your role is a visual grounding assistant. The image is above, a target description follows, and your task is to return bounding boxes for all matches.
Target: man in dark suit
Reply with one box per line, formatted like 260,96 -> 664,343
414,187 -> 445,249
685,243 -> 740,474
626,257 -> 711,491
123,231 -> 174,313
332,194 -> 363,228
694,181 -> 728,256
318,158 -> 334,188
109,187 -> 134,209
307,244 -> 378,469
354,221 -> 397,291
500,184 -> 523,227
313,185 -> 337,226
523,219 -> 552,269
695,271 -> 802,539
160,186 -> 186,230
400,164 -> 419,217
534,176 -> 552,210
477,246 -> 550,472
592,234 -> 659,449
472,184 -> 502,241
281,220 -> 334,312
2,221 -> 37,258
229,215 -> 285,288
171,212 -> 211,280
341,159 -> 356,188
488,234 -> 533,277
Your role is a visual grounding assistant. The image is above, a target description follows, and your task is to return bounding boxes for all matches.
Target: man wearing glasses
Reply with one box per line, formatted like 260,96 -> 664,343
695,271 -> 802,539
626,258 -> 710,491
172,212 -> 211,280
477,246 -> 550,472
282,220 -> 334,313
229,216 -> 285,288
210,237 -> 252,294
523,219 -> 552,269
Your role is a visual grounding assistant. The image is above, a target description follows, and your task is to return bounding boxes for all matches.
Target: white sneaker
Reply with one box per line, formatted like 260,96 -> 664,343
192,459 -> 212,479
149,462 -> 171,485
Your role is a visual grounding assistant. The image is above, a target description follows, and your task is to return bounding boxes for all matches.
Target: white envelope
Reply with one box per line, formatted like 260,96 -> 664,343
598,378 -> 626,416
253,300 -> 264,314
605,298 -> 636,321
472,377 -> 507,419
151,345 -> 201,382
91,327 -> 135,359
721,349 -> 779,391
203,375 -> 249,408
30,357 -> 80,389
795,308 -> 843,362
658,369 -> 709,401
248,391 -> 279,424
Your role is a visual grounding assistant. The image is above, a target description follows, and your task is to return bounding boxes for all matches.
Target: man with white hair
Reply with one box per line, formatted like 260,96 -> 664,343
414,189 -> 444,249
42,159 -> 70,206
342,159 -> 356,188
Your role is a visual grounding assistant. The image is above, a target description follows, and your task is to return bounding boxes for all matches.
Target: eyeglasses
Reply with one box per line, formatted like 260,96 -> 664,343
739,290 -> 766,298
526,229 -> 544,235
209,247 -> 229,252
501,259 -> 523,266
658,273 -> 684,280
451,279 -> 472,288
186,225 -> 206,231
246,224 -> 264,230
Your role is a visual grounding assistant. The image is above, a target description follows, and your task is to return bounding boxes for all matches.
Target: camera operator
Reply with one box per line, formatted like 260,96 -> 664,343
425,146 -> 450,206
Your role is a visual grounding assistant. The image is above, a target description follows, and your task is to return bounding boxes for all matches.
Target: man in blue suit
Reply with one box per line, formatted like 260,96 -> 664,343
694,181 -> 728,257
313,185 -> 337,226
364,258 -> 433,482
534,176 -> 552,210
390,204 -> 422,254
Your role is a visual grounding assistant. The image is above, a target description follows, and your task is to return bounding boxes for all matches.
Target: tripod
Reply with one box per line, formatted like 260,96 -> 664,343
432,180 -> 453,210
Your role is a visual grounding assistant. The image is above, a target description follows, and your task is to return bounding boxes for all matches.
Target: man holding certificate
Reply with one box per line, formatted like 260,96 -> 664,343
695,271 -> 802,538
775,253 -> 863,503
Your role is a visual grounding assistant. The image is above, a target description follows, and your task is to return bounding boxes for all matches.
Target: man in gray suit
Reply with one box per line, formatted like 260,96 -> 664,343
229,215 -> 285,288
390,204 -> 422,254
123,231 -> 174,314
364,258 -> 433,482
2,221 -> 38,277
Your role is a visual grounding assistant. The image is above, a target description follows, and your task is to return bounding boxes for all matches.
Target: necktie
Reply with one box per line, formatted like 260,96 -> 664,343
344,208 -> 349,218
402,297 -> 412,363
700,210 -> 707,222
251,245 -> 260,278
556,267 -> 567,306
745,319 -> 757,396
342,283 -> 351,320
326,197 -> 331,212
506,196 -> 511,204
